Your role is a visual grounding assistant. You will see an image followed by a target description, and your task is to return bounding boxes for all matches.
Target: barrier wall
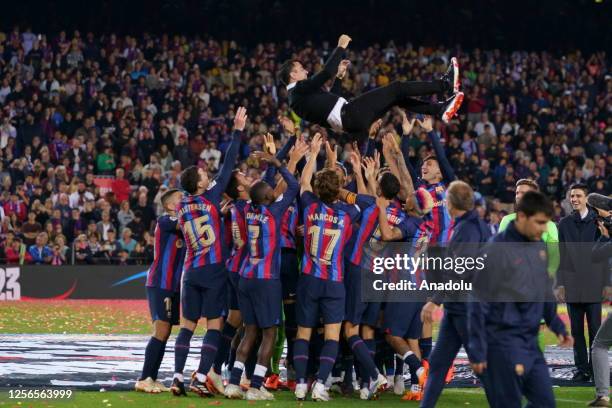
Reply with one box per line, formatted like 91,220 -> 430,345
0,265 -> 147,300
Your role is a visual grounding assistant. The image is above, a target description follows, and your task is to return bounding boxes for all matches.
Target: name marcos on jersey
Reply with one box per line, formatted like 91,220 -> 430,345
306,212 -> 345,227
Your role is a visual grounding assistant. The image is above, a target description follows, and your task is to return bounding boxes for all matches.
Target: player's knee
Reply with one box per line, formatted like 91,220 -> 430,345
207,317 -> 223,330
227,310 -> 242,327
181,318 -> 197,332
343,322 -> 359,338
153,321 -> 172,340
360,325 -> 374,339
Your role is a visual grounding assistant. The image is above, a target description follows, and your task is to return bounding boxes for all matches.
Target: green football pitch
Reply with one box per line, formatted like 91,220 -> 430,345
0,388 -> 597,407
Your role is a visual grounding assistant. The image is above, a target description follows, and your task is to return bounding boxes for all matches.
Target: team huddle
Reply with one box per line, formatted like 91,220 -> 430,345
135,35 -> 572,407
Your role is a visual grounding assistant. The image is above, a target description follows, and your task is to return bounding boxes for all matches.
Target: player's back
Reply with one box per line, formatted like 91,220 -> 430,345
146,215 -> 186,292
240,202 -> 283,279
226,199 -> 248,273
423,181 -> 454,244
177,193 -> 225,280
301,191 -> 358,282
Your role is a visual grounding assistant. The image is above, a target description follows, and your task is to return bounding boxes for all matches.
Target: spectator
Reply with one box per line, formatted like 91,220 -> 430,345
118,227 -> 137,254
117,200 -> 135,231
22,212 -> 42,246
96,210 -> 115,241
28,232 -> 53,264
72,234 -> 93,265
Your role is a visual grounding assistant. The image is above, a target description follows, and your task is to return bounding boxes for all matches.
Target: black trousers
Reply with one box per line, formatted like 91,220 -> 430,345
567,302 -> 602,375
341,80 -> 446,133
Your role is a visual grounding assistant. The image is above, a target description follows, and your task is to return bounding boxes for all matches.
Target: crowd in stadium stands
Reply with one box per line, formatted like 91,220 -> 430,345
0,27 -> 609,264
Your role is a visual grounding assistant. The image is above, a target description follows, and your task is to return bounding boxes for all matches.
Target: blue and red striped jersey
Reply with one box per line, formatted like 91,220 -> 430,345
177,194 -> 225,273
226,199 -> 248,273
421,181 -> 454,245
301,191 -> 359,282
349,198 -> 411,266
146,215 -> 186,292
280,202 -> 298,249
240,167 -> 299,280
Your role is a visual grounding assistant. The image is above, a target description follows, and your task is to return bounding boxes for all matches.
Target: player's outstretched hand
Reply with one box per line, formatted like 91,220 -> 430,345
264,133 -> 277,155
363,156 -> 377,180
337,59 -> 350,79
289,137 -> 310,163
310,132 -> 323,154
252,150 -> 281,168
325,140 -> 338,164
416,115 -> 433,132
368,119 -> 383,139
234,106 -> 248,131
338,34 -> 352,49
400,110 -> 417,135
278,115 -> 296,135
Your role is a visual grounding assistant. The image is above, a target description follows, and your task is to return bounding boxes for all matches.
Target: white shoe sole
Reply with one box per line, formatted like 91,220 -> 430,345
451,57 -> 460,93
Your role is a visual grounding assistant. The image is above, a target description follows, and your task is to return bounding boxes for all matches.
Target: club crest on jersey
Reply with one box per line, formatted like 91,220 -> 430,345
176,239 -> 184,248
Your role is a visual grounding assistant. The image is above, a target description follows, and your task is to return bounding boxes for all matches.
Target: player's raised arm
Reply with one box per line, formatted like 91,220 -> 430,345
294,35 -> 351,93
209,107 -> 248,199
362,153 -> 379,197
400,122 -> 420,184
348,148 -> 367,194
418,116 -> 456,184
272,136 -> 309,197
375,196 -> 403,241
300,133 -> 322,194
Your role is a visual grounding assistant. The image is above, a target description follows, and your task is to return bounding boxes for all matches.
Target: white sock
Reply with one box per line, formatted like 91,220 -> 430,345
416,367 -> 425,377
196,372 -> 206,382
173,373 -> 184,382
254,364 -> 267,378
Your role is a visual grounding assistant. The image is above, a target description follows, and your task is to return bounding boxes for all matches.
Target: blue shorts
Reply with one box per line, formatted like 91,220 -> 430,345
280,249 -> 299,301
181,279 -> 227,322
296,274 -> 345,327
238,277 -> 282,328
344,263 -> 380,326
227,271 -> 240,311
383,301 -> 424,339
146,287 -> 180,325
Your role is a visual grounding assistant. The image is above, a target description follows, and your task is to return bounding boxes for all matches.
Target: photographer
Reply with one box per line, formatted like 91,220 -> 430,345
587,194 -> 612,407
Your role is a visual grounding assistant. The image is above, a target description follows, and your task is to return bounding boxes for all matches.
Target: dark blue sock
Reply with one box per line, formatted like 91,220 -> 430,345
152,340 -> 167,380
174,328 -> 193,374
230,360 -> 245,385
293,339 -> 309,383
228,345 -> 237,371
245,345 -> 257,380
141,337 -> 164,380
348,335 -> 377,383
317,340 -> 339,383
197,329 -> 221,375
419,337 -> 432,361
342,356 -> 354,386
364,338 -> 377,377
250,364 -> 267,389
403,352 -> 421,384
213,323 -> 237,374
395,356 -> 404,375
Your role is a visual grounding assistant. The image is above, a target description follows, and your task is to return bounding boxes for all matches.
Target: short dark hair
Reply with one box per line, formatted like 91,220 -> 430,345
249,181 -> 269,206
226,170 -> 242,200
516,178 -> 539,191
516,191 -> 553,218
180,166 -> 200,194
313,169 -> 341,205
379,173 -> 400,200
278,59 -> 299,86
569,183 -> 588,195
161,188 -> 180,208
422,155 -> 438,164
447,180 -> 475,211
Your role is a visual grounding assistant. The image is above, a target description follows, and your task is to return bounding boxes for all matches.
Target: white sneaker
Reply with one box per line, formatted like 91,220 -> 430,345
393,375 -> 405,395
311,381 -> 331,402
224,383 -> 245,399
135,377 -> 161,393
386,375 -> 394,390
441,92 -> 464,123
367,373 -> 387,398
295,383 -> 308,401
207,368 -> 225,394
259,386 -> 274,400
359,387 -> 370,400
153,379 -> 169,392
246,387 -> 274,401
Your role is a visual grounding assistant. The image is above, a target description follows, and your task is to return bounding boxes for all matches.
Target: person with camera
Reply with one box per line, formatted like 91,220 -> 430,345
586,193 -> 612,407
